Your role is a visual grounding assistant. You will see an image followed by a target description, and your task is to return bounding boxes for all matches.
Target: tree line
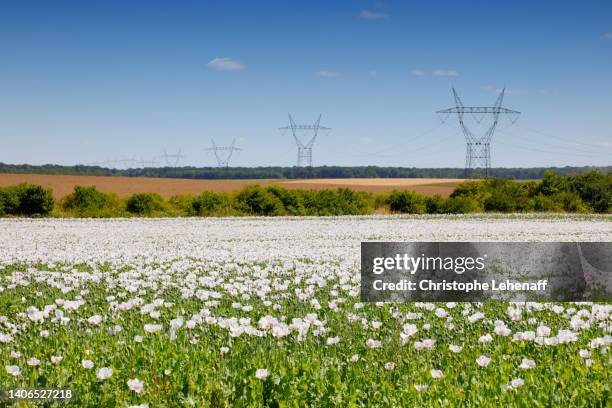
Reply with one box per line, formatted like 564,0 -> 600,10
0,170 -> 609,217
1,162 -> 610,180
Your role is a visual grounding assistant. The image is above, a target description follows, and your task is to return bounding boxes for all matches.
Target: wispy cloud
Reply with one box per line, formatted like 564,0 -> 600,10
369,70 -> 378,76
316,70 -> 339,77
482,85 -> 527,95
595,141 -> 612,148
603,33 -> 612,40
207,57 -> 245,71
411,69 -> 425,76
359,10 -> 388,19
359,137 -> 373,143
433,69 -> 459,77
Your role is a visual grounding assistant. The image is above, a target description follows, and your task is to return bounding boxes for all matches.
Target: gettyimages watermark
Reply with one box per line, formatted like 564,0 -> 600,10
361,242 -> 612,302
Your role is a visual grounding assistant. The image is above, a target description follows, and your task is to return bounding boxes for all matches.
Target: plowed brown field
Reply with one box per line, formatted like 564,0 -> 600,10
0,173 -> 463,198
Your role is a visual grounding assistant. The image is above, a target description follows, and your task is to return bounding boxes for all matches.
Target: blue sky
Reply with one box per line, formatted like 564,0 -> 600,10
0,0 -> 610,168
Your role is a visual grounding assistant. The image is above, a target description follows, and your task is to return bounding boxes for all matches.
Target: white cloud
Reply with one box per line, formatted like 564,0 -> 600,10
411,69 -> 425,76
359,137 -> 373,143
369,70 -> 378,76
433,69 -> 459,77
504,88 -> 524,95
207,57 -> 245,71
482,85 -> 525,95
316,70 -> 339,77
359,10 -> 388,19
603,33 -> 612,40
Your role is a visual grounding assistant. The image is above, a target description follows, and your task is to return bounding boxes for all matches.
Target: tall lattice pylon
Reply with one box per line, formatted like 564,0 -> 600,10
437,88 -> 520,178
204,139 -> 242,168
279,114 -> 330,167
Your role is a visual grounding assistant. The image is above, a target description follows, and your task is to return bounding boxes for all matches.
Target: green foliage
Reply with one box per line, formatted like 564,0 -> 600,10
166,194 -> 194,215
60,185 -> 124,217
450,181 -> 486,200
449,171 -> 607,214
63,186 -> 108,210
424,195 -> 445,214
567,170 -> 612,213
266,186 -> 306,215
299,188 -> 372,216
235,186 -> 285,216
441,196 -> 482,214
538,171 -> 568,196
191,192 -> 232,216
551,191 -> 591,213
533,194 -> 563,212
0,183 -> 54,216
126,193 -> 165,215
483,193 -> 516,212
387,190 -> 427,214
0,187 -> 20,214
0,170 -> 609,217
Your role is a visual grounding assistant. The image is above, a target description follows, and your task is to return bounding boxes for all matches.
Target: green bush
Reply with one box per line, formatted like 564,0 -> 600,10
425,195 -> 445,214
440,196 -> 481,214
126,193 -> 165,215
538,171 -> 568,196
191,191 -> 232,216
483,193 -> 516,212
450,181 -> 486,200
568,170 -> 612,213
21,185 -> 55,215
167,195 -> 194,215
0,186 -> 23,214
235,186 -> 285,216
552,191 -> 591,213
0,183 -> 54,216
266,186 -> 305,215
299,188 -> 372,216
533,194 -> 563,212
63,186 -> 109,211
387,190 -> 427,214
62,186 -> 125,217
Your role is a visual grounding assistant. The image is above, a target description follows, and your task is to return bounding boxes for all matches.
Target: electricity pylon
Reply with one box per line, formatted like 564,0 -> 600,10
161,149 -> 185,167
437,88 -> 520,178
204,139 -> 242,167
279,114 -> 330,167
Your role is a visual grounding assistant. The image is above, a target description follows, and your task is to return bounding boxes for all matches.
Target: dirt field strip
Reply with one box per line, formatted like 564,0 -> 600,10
0,173 -> 463,198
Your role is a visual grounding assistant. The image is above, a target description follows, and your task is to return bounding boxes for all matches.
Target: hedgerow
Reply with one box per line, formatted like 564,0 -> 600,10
0,170 -> 609,217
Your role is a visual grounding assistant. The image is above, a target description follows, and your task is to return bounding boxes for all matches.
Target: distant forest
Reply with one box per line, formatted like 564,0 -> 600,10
0,162 -> 610,180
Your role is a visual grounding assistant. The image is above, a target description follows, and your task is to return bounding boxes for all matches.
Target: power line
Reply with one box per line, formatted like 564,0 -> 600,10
348,122 -> 448,157
496,141 -> 610,158
498,128 -> 611,156
515,123 -> 611,150
356,133 -> 459,158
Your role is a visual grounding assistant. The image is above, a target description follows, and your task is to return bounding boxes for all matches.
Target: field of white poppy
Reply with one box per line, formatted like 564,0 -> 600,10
0,215 -> 610,407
